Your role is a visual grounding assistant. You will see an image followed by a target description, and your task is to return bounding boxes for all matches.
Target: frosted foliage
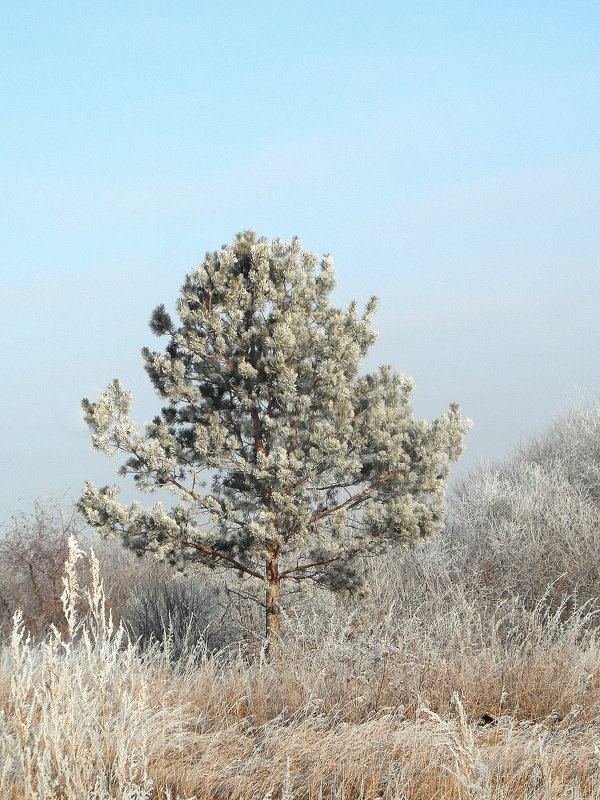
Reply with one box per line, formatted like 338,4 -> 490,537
79,232 -> 469,605
446,402 -> 600,607
518,402 -> 600,502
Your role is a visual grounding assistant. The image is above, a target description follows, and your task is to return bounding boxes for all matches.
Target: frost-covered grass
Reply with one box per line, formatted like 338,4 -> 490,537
2,538 -> 600,799
0,541 -> 196,800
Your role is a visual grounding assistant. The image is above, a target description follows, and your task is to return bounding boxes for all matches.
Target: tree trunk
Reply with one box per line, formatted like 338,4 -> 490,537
265,553 -> 281,647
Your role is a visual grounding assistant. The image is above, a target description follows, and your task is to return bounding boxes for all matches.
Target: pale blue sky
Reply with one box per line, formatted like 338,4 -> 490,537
2,1 -> 599,518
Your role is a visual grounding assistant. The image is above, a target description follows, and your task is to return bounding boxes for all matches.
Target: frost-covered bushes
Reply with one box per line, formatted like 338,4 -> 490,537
448,460 -> 600,605
352,403 -> 600,624
522,402 -> 600,502
441,402 -> 600,608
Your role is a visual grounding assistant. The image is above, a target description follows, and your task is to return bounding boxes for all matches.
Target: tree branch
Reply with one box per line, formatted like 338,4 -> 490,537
178,538 -> 264,580
309,469 -> 404,525
280,549 -> 361,579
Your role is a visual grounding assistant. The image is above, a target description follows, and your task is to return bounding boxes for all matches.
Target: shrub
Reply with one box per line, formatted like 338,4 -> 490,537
0,499 -> 84,639
442,402 -> 600,609
124,568 -> 240,658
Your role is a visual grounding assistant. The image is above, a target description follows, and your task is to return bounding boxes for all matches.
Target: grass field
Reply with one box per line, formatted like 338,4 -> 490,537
1,536 -> 599,799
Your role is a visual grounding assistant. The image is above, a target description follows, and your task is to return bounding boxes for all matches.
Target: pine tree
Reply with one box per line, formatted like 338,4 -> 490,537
79,231 -> 470,642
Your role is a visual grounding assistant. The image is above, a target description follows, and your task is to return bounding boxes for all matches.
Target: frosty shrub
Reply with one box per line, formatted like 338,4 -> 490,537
518,401 -> 600,502
445,402 -> 600,608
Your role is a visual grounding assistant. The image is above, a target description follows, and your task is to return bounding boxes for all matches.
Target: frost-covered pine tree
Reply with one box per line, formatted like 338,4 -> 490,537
79,232 -> 469,641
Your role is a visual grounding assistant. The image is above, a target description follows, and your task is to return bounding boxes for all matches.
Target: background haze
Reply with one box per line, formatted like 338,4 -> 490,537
2,1 -> 599,518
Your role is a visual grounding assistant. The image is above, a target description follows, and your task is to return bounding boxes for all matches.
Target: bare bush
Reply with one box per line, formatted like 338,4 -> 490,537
0,499 -> 246,653
124,566 -> 239,657
0,499 -> 84,639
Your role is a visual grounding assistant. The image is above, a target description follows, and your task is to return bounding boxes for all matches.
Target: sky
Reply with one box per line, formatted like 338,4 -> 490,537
1,1 -> 600,521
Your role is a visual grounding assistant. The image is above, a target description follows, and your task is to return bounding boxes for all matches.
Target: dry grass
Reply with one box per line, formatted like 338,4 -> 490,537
1,539 -> 600,799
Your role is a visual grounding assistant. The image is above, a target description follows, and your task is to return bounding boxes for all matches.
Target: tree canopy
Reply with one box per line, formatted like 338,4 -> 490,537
79,231 -> 469,638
